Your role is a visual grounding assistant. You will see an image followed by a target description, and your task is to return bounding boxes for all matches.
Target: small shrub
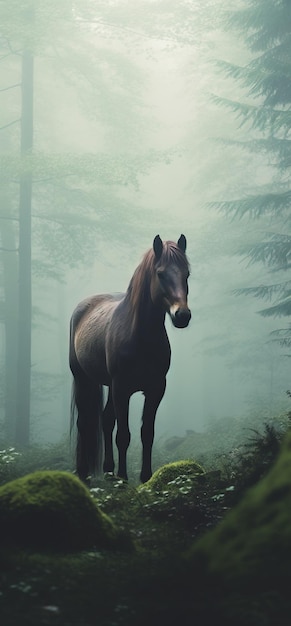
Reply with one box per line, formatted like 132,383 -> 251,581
231,422 -> 286,496
0,448 -> 22,484
0,439 -> 73,486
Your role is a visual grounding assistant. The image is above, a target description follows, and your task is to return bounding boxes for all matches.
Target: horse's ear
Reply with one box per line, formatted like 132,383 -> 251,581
153,235 -> 163,260
177,234 -> 187,253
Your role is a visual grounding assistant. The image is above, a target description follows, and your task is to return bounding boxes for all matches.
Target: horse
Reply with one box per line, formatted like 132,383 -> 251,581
69,234 -> 191,483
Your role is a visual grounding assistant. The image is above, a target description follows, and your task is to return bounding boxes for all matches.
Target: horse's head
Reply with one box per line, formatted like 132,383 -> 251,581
152,234 -> 191,328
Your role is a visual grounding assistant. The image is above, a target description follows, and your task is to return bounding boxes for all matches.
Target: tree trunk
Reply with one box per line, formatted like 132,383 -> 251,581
15,50 -> 34,447
1,212 -> 19,442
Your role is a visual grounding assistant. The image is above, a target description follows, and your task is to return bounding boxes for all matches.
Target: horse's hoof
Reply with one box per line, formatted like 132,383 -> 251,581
140,472 -> 152,484
104,472 -> 116,481
116,474 -> 128,483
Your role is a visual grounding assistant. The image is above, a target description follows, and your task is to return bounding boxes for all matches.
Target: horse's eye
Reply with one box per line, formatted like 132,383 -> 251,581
157,269 -> 166,281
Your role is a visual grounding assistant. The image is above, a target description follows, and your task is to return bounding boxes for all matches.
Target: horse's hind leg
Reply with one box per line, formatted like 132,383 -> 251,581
73,369 -> 103,482
140,379 -> 166,483
102,387 -> 116,474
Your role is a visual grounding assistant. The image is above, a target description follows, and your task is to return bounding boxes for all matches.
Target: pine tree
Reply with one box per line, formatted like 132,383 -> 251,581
212,0 -> 291,351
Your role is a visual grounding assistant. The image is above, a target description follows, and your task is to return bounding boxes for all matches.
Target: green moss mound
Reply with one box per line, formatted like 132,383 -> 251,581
0,470 -> 127,551
188,431 -> 291,585
141,460 -> 205,492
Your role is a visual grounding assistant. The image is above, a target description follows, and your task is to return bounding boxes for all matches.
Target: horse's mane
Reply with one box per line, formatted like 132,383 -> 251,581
126,241 -> 189,328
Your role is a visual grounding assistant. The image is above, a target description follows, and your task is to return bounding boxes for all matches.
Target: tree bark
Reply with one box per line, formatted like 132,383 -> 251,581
0,212 -> 18,442
15,49 -> 34,446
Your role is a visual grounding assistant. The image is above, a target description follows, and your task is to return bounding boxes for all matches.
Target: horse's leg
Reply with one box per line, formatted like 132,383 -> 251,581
140,378 -> 166,483
102,387 -> 116,474
73,370 -> 104,482
112,379 -> 130,481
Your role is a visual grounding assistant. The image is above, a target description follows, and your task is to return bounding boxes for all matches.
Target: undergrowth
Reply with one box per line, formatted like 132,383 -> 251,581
1,409 -> 291,626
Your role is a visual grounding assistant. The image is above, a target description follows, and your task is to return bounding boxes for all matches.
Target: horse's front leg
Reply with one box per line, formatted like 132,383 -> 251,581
112,379 -> 130,481
102,387 -> 116,474
140,378 -> 166,484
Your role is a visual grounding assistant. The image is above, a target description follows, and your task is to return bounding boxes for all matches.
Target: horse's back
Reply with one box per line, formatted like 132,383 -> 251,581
71,293 -> 124,384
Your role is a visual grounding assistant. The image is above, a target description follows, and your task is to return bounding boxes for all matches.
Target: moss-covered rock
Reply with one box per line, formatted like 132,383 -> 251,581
188,431 -> 291,586
0,470 -> 129,551
140,460 -> 205,492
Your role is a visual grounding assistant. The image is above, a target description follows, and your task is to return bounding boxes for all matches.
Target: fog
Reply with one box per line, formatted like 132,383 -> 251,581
1,0 -> 290,449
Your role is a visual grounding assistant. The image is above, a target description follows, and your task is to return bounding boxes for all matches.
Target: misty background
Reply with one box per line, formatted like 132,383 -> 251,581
1,0 -> 290,451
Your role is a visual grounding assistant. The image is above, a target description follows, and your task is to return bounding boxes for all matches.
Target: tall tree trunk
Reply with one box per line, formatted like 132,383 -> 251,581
1,212 -> 19,442
15,50 -> 34,446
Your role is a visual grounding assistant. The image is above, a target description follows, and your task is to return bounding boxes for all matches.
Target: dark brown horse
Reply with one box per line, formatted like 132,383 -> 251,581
69,235 -> 191,483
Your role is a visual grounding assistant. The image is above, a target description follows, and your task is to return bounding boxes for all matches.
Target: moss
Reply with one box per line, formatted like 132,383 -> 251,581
0,470 -> 131,551
188,431 -> 291,586
140,460 -> 205,492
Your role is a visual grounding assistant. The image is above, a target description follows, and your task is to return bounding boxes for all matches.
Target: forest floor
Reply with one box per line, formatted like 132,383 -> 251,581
1,413 -> 290,626
0,467 -> 234,626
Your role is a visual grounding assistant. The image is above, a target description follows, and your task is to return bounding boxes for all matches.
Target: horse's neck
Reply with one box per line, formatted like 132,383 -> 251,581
134,288 -> 166,338
125,278 -> 165,338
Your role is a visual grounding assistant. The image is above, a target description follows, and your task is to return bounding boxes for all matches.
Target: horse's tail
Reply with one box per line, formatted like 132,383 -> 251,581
69,317 -> 104,481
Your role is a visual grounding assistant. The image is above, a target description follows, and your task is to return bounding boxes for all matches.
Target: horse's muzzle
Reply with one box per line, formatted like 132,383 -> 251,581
170,306 -> 191,328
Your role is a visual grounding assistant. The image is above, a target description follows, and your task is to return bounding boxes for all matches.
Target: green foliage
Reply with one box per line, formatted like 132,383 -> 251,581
229,0 -> 291,51
89,460 -> 229,555
83,0 -> 218,48
213,0 -> 291,333
270,324 -> 291,350
189,430 -> 291,586
0,152 -> 163,187
2,431 -> 291,624
0,447 -> 22,484
229,421 -> 285,495
212,94 -> 291,133
0,470 -> 128,551
0,440 -> 73,485
182,429 -> 291,623
0,0 -> 74,52
140,459 -> 205,492
160,409 -> 291,494
136,461 -> 206,528
210,192 -> 291,220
